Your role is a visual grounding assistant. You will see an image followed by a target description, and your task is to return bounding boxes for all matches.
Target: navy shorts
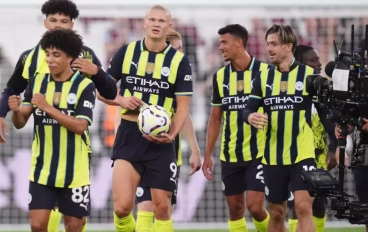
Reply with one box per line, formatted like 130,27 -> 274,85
112,119 -> 177,192
264,158 -> 316,203
221,158 -> 265,196
28,181 -> 90,217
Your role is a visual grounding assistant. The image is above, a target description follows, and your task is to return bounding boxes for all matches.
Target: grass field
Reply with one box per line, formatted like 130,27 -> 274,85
6,229 -> 368,232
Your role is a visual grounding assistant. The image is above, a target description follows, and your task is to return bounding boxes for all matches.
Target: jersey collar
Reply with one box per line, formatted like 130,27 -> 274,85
276,57 -> 298,72
48,71 -> 80,82
140,39 -> 172,54
229,56 -> 255,72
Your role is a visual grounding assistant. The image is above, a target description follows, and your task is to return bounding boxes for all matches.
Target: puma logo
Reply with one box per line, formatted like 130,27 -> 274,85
80,203 -> 88,211
266,84 -> 273,90
131,61 -> 139,69
223,83 -> 230,90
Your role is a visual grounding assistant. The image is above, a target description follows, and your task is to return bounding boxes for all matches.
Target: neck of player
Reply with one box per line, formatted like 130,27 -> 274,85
277,54 -> 294,72
231,51 -> 251,71
52,68 -> 74,81
144,36 -> 167,53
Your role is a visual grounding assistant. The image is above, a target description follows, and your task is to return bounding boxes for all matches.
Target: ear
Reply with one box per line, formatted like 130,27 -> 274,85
44,19 -> 47,29
71,21 -> 74,29
143,19 -> 147,29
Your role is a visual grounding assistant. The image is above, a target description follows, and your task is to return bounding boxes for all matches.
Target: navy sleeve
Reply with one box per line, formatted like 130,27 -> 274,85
107,46 -> 126,81
22,78 -> 34,106
174,56 -> 193,96
75,83 -> 96,126
211,73 -> 222,106
243,72 -> 263,124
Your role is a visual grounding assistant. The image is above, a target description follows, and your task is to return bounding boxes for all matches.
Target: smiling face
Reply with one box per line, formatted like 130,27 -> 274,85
266,33 -> 293,65
144,8 -> 171,40
45,47 -> 73,76
219,33 -> 242,62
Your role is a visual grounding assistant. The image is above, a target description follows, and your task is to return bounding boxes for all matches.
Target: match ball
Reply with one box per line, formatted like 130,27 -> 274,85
137,105 -> 171,136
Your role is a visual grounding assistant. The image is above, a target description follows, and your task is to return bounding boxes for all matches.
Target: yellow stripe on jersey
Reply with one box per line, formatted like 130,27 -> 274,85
119,40 -> 186,118
214,58 -> 269,163
176,134 -> 182,166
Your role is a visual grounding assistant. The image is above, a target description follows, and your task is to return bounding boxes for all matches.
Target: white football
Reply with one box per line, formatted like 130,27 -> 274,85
137,105 -> 171,136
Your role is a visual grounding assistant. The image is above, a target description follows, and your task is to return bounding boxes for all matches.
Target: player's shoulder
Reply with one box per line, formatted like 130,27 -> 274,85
19,48 -> 33,64
76,72 -> 94,86
214,63 -> 231,77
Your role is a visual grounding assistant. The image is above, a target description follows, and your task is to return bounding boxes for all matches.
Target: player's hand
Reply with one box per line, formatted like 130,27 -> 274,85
71,58 -> 99,76
119,96 -> 143,110
31,93 -> 50,111
0,117 -> 8,144
8,95 -> 21,112
248,112 -> 268,130
189,151 -> 202,176
335,125 -> 341,138
327,151 -> 337,170
202,155 -> 213,180
362,118 -> 368,133
143,133 -> 175,144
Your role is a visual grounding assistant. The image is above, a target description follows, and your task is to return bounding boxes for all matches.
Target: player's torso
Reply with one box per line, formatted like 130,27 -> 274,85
216,59 -> 267,162
119,41 -> 184,117
260,62 -> 315,165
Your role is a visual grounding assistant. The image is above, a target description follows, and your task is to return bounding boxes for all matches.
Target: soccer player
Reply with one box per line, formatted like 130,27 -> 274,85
243,24 -> 316,232
0,0 -> 117,144
286,45 -> 338,232
100,5 -> 193,232
202,24 -> 270,232
134,28 -> 202,232
8,29 -> 95,232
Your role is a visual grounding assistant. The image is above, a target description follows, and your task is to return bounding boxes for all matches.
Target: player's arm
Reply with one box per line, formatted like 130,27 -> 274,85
9,80 -> 34,129
181,113 -> 202,176
71,47 -> 117,100
202,73 -> 223,180
97,46 -> 143,108
0,50 -> 31,142
242,73 -> 267,129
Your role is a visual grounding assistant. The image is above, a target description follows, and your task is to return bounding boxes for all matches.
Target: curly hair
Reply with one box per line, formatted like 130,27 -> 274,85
40,29 -> 83,59
41,0 -> 79,20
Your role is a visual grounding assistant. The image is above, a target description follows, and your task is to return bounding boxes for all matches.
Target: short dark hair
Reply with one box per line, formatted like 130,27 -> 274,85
218,24 -> 248,48
294,45 -> 314,63
265,24 -> 298,52
40,29 -> 83,59
41,0 -> 79,20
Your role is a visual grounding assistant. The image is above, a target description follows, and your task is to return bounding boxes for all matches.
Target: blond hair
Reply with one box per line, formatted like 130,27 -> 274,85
166,29 -> 182,42
265,24 -> 298,52
146,5 -> 171,21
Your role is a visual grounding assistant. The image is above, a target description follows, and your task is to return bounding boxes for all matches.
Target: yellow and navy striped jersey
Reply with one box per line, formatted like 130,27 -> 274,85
246,61 -> 316,165
211,57 -> 270,162
107,39 -> 193,117
22,72 -> 96,188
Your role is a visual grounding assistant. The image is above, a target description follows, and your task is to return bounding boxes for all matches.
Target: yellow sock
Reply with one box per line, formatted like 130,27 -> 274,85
153,218 -> 174,232
136,211 -> 154,232
228,218 -> 247,232
63,218 -> 87,232
288,219 -> 298,232
252,212 -> 269,232
313,215 -> 326,232
114,212 -> 136,232
48,209 -> 62,232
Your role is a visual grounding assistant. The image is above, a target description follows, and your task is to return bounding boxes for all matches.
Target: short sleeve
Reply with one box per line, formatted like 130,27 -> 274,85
174,56 -> 193,96
249,72 -> 262,100
107,46 -> 126,81
211,73 -> 222,106
75,83 -> 96,125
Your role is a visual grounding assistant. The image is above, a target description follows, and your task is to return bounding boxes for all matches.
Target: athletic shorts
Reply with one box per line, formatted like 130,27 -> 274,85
264,158 -> 316,203
221,158 -> 265,196
112,119 -> 177,192
28,181 -> 90,217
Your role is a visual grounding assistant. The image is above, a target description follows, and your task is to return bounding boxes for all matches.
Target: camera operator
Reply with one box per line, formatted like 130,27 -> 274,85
334,38 -> 368,232
287,45 -> 338,232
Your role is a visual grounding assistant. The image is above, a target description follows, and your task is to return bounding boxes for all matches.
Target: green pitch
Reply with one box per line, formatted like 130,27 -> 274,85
10,228 -> 367,232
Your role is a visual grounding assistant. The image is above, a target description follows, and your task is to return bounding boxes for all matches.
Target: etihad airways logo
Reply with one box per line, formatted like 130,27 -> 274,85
264,96 -> 304,110
126,76 -> 170,94
222,95 -> 249,110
